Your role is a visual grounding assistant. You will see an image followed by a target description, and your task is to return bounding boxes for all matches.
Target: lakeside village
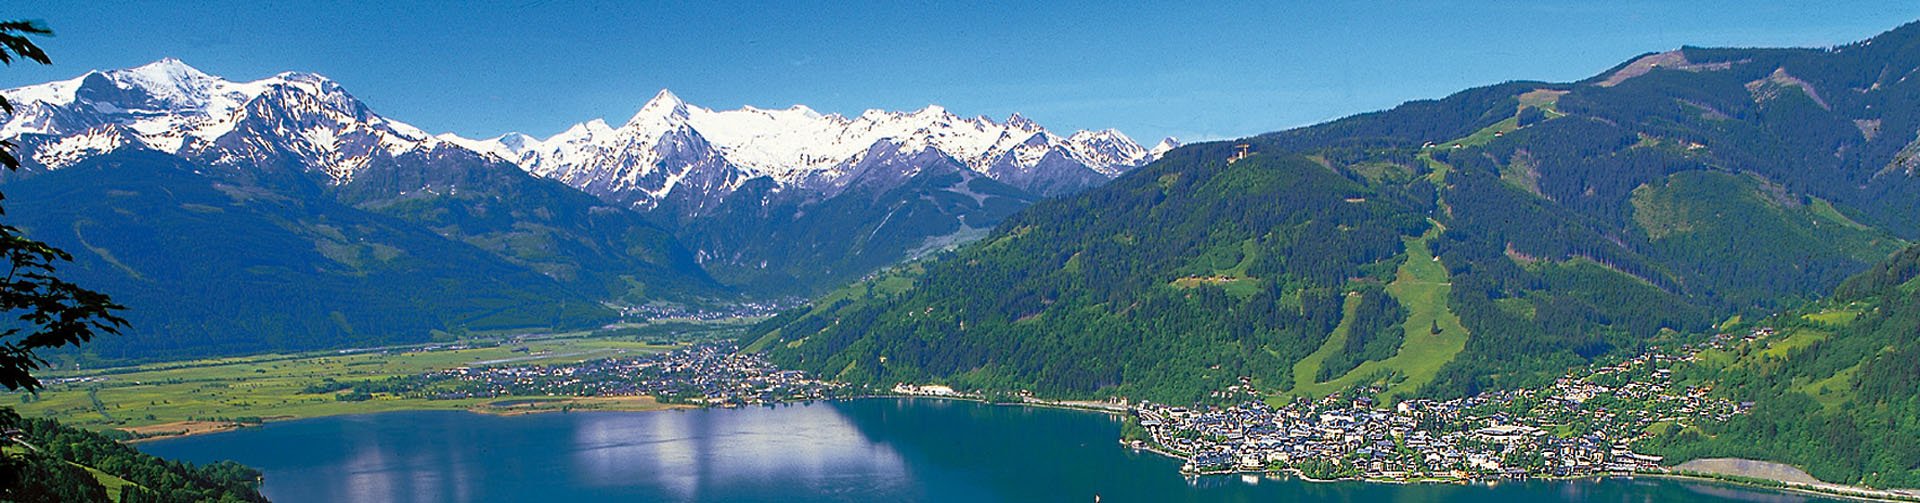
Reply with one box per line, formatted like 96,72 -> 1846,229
1124,330 -> 1767,482
339,343 -> 846,407
619,299 -> 795,322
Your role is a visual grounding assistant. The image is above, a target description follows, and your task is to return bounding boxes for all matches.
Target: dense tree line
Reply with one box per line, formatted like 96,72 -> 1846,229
1,411 -> 264,502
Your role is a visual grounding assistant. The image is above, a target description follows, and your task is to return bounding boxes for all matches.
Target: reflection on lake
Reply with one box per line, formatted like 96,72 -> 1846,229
563,404 -> 912,499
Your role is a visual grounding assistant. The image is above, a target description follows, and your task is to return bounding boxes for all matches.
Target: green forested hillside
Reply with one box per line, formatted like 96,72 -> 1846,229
754,22 -> 1920,404
337,147 -> 725,304
8,150 -> 638,362
754,151 -> 1428,400
1642,244 -> 1920,488
675,167 -> 1035,296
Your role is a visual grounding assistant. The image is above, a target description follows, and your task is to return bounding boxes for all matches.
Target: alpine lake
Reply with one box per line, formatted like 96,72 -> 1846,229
138,398 -> 1841,502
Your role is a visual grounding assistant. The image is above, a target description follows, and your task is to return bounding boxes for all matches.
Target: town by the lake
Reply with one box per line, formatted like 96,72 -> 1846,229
290,327 -> 1768,486
1123,331 -> 1758,482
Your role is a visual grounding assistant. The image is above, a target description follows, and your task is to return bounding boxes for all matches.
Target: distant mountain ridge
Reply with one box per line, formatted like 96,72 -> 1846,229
442,89 -> 1173,209
0,58 -> 1175,201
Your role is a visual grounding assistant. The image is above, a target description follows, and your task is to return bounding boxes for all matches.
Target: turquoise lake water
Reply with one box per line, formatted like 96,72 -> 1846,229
139,398 -> 1839,502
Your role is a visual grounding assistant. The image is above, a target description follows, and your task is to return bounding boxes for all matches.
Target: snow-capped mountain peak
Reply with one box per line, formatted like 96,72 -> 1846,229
573,118 -> 617,138
912,104 -> 948,118
1004,112 -> 1041,131
103,58 -> 220,107
1149,137 -> 1182,158
437,131 -> 536,161
625,89 -> 692,129
1063,129 -> 1149,176
494,132 -> 539,151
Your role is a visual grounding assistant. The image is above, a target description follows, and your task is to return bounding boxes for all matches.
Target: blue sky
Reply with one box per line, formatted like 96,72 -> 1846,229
2,2 -> 1916,143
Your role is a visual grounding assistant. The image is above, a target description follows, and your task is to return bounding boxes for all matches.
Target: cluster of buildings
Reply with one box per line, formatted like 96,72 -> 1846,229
891,383 -> 967,397
1130,331 -> 1760,482
617,300 -> 794,321
372,343 -> 845,406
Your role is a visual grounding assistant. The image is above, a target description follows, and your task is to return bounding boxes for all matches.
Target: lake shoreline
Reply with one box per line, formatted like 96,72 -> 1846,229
137,399 -> 1866,502
121,419 -> 266,444
120,394 -> 697,442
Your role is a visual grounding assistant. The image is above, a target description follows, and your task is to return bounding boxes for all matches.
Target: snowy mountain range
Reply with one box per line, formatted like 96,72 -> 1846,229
0,59 -> 1176,296
1,59 -> 1175,209
442,89 -> 1174,209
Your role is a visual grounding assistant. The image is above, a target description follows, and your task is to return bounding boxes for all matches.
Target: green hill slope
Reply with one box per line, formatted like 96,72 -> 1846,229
759,152 -> 1427,401
754,22 -> 1920,403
